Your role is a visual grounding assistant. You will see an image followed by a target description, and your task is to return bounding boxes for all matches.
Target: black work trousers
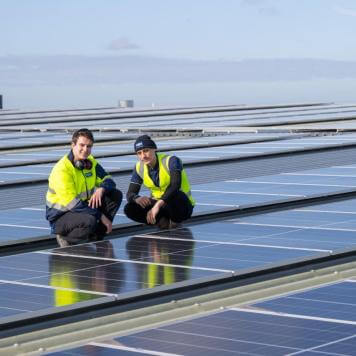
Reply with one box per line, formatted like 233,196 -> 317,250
124,191 -> 193,225
54,189 -> 122,244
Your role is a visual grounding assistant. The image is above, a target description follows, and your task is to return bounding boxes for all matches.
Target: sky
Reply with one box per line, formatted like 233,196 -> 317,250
1,0 -> 356,109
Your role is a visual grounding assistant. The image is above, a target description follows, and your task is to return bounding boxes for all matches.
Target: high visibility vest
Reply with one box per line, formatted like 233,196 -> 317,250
136,153 -> 195,206
46,154 -> 111,221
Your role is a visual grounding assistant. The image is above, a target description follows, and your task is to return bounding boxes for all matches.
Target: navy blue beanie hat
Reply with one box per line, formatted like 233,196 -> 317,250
134,135 -> 157,152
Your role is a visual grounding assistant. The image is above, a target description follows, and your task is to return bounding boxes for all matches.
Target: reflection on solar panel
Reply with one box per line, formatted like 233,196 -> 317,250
47,280 -> 356,355
1,205 -> 355,324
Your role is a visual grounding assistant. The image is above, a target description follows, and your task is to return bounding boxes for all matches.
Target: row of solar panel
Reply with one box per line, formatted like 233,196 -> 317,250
2,162 -> 356,245
1,189 -> 356,325
0,102 -> 340,123
2,103 -> 356,131
47,280 -> 356,355
3,133 -> 356,184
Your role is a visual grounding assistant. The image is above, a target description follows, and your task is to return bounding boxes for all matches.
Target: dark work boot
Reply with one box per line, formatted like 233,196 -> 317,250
157,216 -> 170,229
170,220 -> 183,229
56,234 -> 71,247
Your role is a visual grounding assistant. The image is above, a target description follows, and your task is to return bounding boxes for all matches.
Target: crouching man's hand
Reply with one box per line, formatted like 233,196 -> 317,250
146,199 -> 165,225
135,196 -> 152,208
89,187 -> 105,208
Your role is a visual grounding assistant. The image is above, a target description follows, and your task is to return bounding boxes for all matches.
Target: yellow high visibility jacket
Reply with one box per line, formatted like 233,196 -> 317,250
135,153 -> 195,205
46,152 -> 114,227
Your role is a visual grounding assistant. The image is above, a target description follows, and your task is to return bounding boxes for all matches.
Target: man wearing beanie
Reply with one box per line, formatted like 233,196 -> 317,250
124,135 -> 195,229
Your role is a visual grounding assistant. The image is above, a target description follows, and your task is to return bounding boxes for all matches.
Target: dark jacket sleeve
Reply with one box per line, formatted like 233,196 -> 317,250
126,168 -> 143,203
96,163 -> 116,191
126,182 -> 142,203
160,170 -> 181,203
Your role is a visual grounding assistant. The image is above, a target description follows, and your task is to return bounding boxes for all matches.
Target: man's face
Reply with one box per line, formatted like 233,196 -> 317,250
136,148 -> 156,166
71,136 -> 93,161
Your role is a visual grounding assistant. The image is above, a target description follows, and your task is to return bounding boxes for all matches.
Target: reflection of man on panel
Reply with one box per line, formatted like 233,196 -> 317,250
46,128 -> 122,247
126,228 -> 195,288
50,241 -> 124,306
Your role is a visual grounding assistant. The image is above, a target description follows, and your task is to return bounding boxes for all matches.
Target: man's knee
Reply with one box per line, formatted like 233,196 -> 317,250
55,213 -> 97,243
106,188 -> 123,205
124,202 -> 136,218
169,204 -> 193,223
86,214 -> 97,230
73,214 -> 97,238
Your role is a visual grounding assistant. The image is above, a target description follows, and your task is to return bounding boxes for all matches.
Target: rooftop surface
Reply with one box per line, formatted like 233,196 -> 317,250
0,102 -> 355,355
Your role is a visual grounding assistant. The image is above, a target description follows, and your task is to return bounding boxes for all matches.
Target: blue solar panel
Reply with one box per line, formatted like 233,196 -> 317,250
0,283 -> 104,319
4,159 -> 356,245
2,104 -> 356,354
1,211 -> 354,325
48,307 -> 356,355
254,281 -> 356,322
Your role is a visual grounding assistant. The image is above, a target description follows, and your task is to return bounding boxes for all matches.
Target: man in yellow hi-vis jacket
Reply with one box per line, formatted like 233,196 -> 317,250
46,128 -> 122,247
124,135 -> 194,229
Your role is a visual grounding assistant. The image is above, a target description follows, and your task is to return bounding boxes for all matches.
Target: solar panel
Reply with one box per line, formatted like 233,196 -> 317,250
254,280 -> 356,322
2,201 -> 356,326
46,280 -> 356,355
4,157 -> 356,245
4,103 -> 356,134
3,133 -> 356,184
2,102 -> 356,354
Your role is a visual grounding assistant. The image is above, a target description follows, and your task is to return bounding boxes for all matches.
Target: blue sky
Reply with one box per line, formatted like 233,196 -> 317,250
2,0 -> 356,60
2,1 -> 356,109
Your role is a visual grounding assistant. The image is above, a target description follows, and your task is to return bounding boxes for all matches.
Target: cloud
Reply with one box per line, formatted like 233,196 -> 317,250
258,7 -> 278,16
241,0 -> 264,6
334,6 -> 356,17
241,0 -> 278,16
107,37 -> 140,51
0,64 -> 19,71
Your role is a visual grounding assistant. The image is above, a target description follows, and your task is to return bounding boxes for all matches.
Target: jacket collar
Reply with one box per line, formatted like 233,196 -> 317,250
67,150 -> 75,167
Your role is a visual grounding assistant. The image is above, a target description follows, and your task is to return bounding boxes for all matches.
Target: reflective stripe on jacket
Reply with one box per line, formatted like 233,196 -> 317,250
135,153 -> 195,205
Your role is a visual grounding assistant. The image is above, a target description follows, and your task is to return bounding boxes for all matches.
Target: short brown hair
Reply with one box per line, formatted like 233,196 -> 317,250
72,128 -> 94,144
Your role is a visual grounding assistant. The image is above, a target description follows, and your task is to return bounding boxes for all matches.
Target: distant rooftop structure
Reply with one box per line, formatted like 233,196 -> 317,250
118,99 -> 134,108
